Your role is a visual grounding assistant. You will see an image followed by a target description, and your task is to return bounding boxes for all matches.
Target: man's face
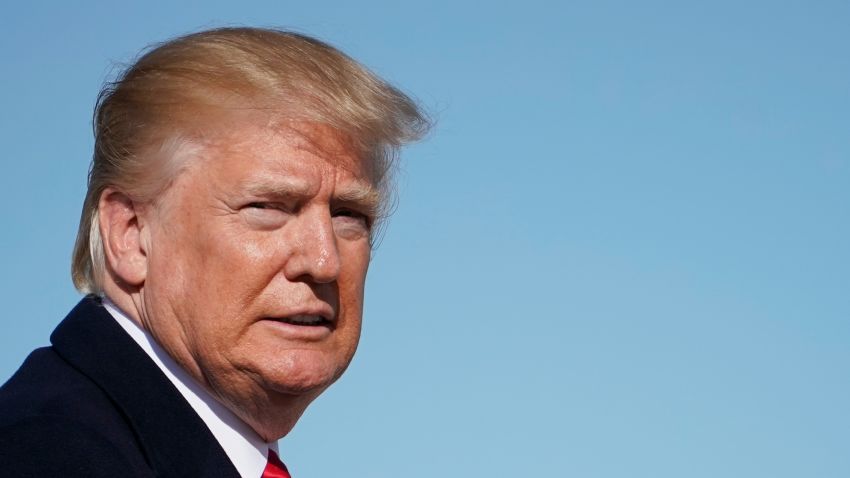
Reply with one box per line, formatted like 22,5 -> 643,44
138,118 -> 375,424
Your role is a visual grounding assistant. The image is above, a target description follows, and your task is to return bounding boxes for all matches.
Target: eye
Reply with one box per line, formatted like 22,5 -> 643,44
242,202 -> 291,229
332,208 -> 371,238
244,201 -> 297,212
333,208 -> 370,225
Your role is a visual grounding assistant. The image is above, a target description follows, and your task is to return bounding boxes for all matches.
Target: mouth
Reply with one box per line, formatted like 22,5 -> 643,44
268,314 -> 334,328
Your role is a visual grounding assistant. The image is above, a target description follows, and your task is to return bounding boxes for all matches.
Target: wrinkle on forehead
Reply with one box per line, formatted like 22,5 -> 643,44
170,114 -> 380,213
196,113 -> 376,182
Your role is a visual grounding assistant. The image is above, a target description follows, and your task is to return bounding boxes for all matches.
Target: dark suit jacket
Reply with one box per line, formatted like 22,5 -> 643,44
0,297 -> 241,477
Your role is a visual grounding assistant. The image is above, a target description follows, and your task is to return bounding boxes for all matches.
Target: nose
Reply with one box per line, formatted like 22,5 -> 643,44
282,207 -> 342,284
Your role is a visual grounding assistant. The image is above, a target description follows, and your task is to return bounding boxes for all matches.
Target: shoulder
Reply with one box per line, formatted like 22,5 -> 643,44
0,415 -> 151,477
0,347 -> 115,423
0,348 -> 153,477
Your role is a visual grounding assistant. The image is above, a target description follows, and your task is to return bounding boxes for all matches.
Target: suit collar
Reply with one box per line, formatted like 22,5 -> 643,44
104,298 -> 275,478
51,297 -> 241,478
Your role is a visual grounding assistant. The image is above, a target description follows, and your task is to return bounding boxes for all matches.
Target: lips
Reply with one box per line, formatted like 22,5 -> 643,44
276,314 -> 332,327
261,312 -> 336,340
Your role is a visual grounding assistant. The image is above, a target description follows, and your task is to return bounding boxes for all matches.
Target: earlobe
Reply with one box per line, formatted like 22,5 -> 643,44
98,188 -> 148,287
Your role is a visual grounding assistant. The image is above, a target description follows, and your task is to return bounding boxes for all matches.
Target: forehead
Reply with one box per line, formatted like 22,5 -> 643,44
198,113 -> 376,181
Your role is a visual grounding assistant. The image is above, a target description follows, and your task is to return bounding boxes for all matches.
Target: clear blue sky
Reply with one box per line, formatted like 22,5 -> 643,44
2,1 -> 848,477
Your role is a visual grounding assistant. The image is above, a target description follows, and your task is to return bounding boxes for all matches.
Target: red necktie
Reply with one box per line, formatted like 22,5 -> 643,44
261,450 -> 292,478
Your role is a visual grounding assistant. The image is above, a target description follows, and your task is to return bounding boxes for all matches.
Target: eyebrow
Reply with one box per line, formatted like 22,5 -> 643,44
243,178 -> 312,198
335,185 -> 382,217
243,178 -> 382,216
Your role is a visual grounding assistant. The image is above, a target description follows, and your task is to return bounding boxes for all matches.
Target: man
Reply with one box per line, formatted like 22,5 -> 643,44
0,27 -> 428,477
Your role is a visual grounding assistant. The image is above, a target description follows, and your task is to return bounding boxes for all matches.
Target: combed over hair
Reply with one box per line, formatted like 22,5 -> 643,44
71,27 -> 429,294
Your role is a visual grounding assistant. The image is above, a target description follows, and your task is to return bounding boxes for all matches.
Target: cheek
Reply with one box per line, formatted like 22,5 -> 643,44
338,254 -> 367,365
342,245 -> 370,287
202,226 -> 284,281
146,219 -> 270,323
238,237 -> 285,270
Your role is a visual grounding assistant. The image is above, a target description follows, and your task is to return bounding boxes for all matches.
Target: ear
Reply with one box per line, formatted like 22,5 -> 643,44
98,187 -> 148,287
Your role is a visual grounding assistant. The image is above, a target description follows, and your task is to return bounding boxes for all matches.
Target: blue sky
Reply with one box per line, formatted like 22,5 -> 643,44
1,1 -> 848,476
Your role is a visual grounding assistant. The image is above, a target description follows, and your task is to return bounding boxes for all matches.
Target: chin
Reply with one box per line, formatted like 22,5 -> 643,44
257,349 -> 351,396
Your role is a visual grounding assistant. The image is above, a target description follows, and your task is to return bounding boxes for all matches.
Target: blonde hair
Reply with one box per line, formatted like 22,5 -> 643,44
71,27 -> 429,294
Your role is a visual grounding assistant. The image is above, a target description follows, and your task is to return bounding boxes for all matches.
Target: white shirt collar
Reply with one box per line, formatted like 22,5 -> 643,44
103,298 -> 278,478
